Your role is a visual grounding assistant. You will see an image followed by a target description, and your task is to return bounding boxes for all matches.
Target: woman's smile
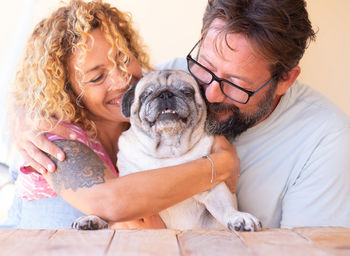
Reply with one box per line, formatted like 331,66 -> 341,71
106,95 -> 123,107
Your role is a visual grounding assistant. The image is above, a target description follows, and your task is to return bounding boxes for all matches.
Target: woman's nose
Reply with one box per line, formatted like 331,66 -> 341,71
204,80 -> 226,103
107,69 -> 126,91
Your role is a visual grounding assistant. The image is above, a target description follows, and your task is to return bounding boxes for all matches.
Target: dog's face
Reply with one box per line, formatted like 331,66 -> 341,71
121,70 -> 206,137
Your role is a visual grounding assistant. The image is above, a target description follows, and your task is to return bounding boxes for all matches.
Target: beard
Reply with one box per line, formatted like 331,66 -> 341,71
203,82 -> 277,140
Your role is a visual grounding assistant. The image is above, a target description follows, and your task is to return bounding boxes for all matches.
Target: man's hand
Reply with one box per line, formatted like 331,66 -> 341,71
109,214 -> 166,229
10,107 -> 78,173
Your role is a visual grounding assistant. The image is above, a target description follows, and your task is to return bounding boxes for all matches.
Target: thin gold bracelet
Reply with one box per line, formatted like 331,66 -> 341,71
202,155 -> 216,184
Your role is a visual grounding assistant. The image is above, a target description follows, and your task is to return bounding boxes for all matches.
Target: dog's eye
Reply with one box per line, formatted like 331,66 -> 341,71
181,88 -> 195,97
139,90 -> 152,103
139,94 -> 147,103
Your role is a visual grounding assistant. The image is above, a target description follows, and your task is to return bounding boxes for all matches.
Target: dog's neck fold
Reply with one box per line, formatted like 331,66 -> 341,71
131,123 -> 207,158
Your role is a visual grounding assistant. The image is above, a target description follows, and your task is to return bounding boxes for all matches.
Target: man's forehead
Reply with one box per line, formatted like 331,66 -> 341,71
208,18 -> 227,32
202,30 -> 258,68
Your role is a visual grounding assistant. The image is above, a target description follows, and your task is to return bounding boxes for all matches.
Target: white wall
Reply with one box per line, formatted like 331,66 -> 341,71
114,0 -> 207,65
0,0 -> 34,164
299,0 -> 350,118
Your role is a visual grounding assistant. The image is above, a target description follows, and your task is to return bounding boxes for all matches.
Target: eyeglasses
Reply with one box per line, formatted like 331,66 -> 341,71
186,41 -> 275,104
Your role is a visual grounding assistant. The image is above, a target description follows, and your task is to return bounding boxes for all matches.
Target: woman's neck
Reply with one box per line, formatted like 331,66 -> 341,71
96,121 -> 130,165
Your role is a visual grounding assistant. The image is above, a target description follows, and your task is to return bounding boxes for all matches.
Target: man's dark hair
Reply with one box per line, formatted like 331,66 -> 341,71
202,0 -> 316,80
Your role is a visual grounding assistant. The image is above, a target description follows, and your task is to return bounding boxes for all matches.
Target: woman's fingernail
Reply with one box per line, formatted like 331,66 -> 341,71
57,153 -> 64,161
47,164 -> 54,172
70,133 -> 77,140
39,168 -> 47,174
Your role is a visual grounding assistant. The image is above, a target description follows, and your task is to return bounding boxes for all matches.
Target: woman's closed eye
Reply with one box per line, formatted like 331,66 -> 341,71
89,73 -> 105,84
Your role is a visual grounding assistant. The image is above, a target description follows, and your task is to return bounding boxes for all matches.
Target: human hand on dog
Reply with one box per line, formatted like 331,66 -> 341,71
10,106 -> 77,174
211,135 -> 241,193
109,214 -> 166,229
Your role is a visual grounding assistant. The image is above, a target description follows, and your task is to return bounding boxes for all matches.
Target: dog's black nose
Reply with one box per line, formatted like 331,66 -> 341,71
159,91 -> 174,99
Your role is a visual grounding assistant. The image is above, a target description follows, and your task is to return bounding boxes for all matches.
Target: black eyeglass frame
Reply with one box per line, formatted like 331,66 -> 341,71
186,41 -> 276,104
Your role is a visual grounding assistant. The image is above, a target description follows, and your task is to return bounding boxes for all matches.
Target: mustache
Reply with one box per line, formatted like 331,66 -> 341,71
207,102 -> 238,112
199,86 -> 240,114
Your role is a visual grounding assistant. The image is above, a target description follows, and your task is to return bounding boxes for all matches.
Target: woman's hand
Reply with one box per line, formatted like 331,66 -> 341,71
10,106 -> 77,173
109,214 -> 166,229
210,136 -> 240,194
211,135 -> 236,157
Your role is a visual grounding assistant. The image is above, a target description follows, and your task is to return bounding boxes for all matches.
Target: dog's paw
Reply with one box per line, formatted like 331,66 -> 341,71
226,212 -> 262,232
71,215 -> 108,230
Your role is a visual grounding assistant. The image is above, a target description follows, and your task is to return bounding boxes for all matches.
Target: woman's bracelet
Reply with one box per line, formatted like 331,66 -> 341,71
202,155 -> 216,184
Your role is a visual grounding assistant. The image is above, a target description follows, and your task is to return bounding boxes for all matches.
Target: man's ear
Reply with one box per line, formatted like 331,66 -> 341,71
121,82 -> 137,118
275,66 -> 301,96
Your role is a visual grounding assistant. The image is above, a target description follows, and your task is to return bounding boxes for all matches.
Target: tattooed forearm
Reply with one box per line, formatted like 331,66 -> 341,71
46,140 -> 106,194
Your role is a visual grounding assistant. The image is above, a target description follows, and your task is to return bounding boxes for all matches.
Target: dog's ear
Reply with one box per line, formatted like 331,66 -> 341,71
121,81 -> 137,118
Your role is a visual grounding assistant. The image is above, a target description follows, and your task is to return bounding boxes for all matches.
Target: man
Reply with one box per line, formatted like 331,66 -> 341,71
11,0 -> 350,228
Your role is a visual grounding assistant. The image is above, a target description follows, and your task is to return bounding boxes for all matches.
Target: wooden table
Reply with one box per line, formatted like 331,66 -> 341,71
0,227 -> 349,255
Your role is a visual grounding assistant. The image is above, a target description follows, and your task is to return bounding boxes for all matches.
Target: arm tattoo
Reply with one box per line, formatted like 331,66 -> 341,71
47,140 -> 107,194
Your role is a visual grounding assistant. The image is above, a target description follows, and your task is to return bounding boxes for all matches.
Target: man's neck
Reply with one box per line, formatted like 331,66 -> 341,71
254,94 -> 282,126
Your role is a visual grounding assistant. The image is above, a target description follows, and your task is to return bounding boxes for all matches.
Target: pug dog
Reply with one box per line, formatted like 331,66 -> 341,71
72,70 -> 261,231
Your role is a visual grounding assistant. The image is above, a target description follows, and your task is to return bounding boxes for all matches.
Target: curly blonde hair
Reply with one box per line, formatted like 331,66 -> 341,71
12,0 -> 151,137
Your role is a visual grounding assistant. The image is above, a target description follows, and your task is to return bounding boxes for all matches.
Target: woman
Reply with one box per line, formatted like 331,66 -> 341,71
3,0 -> 239,229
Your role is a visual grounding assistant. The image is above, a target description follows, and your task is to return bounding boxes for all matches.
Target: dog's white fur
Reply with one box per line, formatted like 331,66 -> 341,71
116,70 -> 261,231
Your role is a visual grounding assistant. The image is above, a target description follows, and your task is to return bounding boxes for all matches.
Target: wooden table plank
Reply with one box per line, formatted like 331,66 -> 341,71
177,229 -> 255,256
107,229 -> 180,256
293,227 -> 350,256
249,243 -> 331,256
0,227 -> 349,255
316,248 -> 350,256
236,228 -> 309,246
0,229 -> 56,256
236,228 -> 331,256
293,227 -> 350,248
37,229 -> 115,256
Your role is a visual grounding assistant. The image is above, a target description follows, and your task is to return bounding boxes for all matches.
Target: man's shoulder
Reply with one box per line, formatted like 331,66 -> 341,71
155,57 -> 188,71
237,81 -> 350,146
285,81 -> 350,130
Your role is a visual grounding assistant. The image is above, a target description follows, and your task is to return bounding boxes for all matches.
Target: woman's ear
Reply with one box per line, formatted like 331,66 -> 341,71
121,82 -> 137,118
276,66 -> 301,96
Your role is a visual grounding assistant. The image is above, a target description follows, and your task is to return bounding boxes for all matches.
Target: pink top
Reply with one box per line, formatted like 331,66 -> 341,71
16,123 -> 118,201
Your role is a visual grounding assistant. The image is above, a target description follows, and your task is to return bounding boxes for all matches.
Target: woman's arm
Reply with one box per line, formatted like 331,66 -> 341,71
43,137 -> 239,222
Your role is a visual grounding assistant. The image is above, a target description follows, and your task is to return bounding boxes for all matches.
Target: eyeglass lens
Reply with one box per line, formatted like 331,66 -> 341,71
188,58 -> 249,103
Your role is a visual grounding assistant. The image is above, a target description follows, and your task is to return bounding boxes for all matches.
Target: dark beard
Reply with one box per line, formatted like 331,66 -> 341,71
203,82 -> 277,140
